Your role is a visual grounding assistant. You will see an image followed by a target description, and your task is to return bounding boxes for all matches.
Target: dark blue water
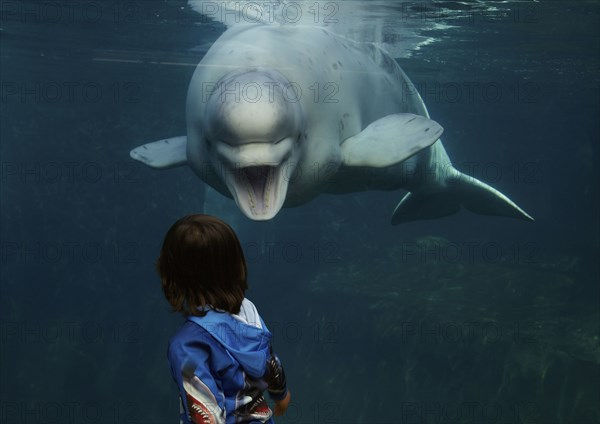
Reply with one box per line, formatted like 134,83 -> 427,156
1,1 -> 598,423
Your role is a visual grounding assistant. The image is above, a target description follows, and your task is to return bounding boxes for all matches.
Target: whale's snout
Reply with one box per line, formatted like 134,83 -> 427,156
216,137 -> 295,220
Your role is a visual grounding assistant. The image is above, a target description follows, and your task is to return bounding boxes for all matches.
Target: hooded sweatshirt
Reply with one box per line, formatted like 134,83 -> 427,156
168,299 -> 288,424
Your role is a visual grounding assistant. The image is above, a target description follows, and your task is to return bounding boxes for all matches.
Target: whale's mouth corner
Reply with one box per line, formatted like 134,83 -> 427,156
227,164 -> 289,220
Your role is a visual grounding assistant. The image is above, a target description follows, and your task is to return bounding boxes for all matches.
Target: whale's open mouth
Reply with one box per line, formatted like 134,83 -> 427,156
215,136 -> 295,221
227,164 -> 289,220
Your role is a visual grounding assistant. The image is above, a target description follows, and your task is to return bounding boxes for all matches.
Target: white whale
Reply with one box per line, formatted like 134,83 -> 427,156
130,24 -> 533,224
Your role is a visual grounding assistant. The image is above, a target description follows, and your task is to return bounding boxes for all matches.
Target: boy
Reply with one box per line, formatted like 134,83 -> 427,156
157,215 -> 291,423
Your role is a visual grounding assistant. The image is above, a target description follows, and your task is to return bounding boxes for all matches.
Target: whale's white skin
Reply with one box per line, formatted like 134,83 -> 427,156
131,24 -> 532,223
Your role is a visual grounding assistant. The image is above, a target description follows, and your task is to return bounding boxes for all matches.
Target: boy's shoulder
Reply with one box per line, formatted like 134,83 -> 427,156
168,319 -> 215,353
169,298 -> 269,354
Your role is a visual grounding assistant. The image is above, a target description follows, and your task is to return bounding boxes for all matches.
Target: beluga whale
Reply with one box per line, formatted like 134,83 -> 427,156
130,24 -> 533,224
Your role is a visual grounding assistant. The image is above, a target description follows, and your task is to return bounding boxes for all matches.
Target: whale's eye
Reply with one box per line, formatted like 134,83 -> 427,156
219,139 -> 239,148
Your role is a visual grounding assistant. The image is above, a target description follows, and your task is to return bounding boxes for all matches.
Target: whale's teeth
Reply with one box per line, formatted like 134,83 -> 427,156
240,171 -> 256,209
264,167 -> 274,209
240,166 -> 276,215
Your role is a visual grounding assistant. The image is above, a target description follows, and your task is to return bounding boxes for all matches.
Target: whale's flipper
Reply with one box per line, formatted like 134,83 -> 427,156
341,114 -> 443,168
391,171 -> 534,224
130,136 -> 188,169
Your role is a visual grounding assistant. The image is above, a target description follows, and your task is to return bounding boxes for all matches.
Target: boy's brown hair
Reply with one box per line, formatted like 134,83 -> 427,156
156,214 -> 248,317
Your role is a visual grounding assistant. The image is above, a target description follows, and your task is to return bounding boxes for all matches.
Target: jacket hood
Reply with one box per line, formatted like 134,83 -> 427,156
187,308 -> 272,378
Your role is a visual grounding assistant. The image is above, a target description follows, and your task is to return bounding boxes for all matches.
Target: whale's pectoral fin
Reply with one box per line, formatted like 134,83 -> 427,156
130,136 -> 187,169
392,171 -> 534,224
340,113 -> 443,168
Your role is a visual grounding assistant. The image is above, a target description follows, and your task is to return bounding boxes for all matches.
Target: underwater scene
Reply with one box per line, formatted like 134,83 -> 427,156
1,0 -> 598,423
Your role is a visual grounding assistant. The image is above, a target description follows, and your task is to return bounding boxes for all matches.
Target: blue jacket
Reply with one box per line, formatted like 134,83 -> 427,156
168,299 -> 287,424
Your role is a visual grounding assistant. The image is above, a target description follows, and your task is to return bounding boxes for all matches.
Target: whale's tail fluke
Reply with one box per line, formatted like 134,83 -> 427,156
391,170 -> 534,225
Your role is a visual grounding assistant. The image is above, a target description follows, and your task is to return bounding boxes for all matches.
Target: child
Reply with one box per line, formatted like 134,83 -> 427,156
157,214 -> 291,424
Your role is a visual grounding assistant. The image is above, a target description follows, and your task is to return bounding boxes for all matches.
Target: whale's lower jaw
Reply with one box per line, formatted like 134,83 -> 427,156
226,165 -> 288,220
